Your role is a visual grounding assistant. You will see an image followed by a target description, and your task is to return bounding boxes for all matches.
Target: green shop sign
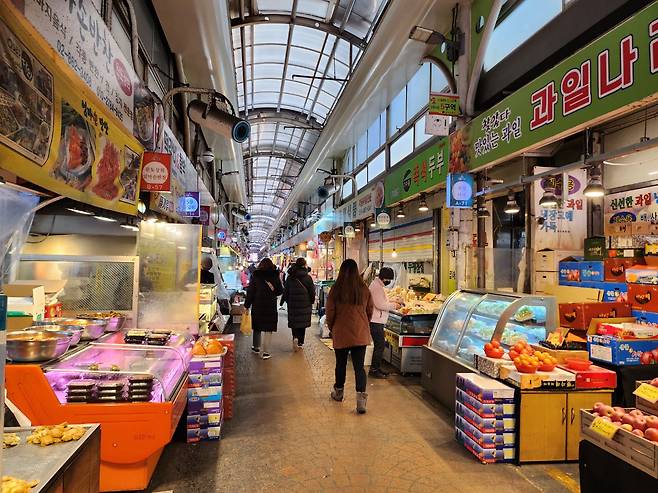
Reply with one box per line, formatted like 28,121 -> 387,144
385,138 -> 452,205
451,1 -> 658,172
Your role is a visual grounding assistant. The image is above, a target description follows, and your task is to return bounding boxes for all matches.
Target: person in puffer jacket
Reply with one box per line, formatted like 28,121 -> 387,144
280,258 -> 316,350
368,267 -> 401,378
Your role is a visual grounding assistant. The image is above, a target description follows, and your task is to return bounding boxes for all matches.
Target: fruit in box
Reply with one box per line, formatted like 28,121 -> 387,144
651,377 -> 658,387
644,427 -> 658,443
640,351 -> 655,365
484,340 -> 504,359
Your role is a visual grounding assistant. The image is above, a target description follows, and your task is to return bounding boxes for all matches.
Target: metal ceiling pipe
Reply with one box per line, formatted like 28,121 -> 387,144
174,54 -> 192,157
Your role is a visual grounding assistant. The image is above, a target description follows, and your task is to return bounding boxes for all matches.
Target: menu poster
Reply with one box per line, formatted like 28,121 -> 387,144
0,7 -> 143,214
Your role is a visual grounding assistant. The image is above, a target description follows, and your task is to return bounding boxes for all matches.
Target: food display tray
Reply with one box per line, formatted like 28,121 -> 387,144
580,409 -> 658,479
2,424 -> 99,492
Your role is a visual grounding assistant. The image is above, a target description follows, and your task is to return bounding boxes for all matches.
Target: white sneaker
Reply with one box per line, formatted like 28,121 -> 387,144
261,352 -> 271,360
293,338 -> 299,352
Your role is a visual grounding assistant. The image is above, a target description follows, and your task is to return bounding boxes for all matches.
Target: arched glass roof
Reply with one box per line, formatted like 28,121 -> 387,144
231,0 -> 388,244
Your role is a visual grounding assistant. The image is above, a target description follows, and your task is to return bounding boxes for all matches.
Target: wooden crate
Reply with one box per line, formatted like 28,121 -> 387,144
580,409 -> 658,478
529,345 -> 589,364
500,366 -> 575,390
635,381 -> 658,416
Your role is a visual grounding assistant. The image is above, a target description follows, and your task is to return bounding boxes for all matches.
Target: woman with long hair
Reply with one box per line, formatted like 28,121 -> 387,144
244,257 -> 283,359
325,259 -> 374,414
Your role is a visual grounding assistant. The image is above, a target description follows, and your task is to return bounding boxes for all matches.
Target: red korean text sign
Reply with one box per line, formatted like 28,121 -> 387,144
140,152 -> 171,192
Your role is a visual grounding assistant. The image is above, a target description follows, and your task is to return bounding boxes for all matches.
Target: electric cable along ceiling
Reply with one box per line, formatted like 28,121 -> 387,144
230,0 -> 389,250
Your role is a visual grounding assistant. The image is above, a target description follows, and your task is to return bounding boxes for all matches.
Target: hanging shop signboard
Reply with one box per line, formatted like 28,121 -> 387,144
199,205 -> 210,226
216,229 -> 227,242
451,1 -> 658,172
385,137 -> 457,206
429,93 -> 460,116
336,186 -> 378,225
425,114 -> 450,137
178,192 -> 200,218
15,0 -> 161,150
446,173 -> 475,208
0,7 -> 143,215
140,152 -> 171,192
375,207 -> 391,229
604,184 -> 658,236
533,167 -> 587,251
344,224 -> 356,239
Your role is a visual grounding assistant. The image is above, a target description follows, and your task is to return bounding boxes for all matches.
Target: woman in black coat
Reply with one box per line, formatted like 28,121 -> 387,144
281,258 -> 316,351
244,258 -> 283,360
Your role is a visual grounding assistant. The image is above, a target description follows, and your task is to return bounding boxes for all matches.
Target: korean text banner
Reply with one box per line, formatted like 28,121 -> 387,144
385,137 -> 453,206
452,1 -> 658,171
604,184 -> 658,236
0,4 -> 143,215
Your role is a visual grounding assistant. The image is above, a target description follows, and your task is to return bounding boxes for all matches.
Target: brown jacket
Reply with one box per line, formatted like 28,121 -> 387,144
326,286 -> 374,349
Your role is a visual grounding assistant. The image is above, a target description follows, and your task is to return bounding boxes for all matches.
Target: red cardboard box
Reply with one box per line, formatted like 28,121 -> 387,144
559,302 -> 632,329
558,364 -> 617,389
604,258 -> 644,282
627,284 -> 658,312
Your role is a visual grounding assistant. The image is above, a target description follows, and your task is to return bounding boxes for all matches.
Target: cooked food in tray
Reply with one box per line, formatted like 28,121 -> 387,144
3,433 -> 20,448
2,476 -> 38,493
26,423 -> 85,446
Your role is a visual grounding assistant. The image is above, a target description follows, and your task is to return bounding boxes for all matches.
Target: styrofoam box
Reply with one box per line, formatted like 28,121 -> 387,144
534,271 -> 558,293
455,414 -> 515,449
455,402 -> 516,433
455,388 -> 515,418
455,373 -> 515,401
455,428 -> 516,463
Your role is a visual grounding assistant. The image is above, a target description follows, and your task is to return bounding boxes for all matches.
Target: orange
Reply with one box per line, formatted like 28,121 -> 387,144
192,342 -> 207,356
205,340 -> 223,355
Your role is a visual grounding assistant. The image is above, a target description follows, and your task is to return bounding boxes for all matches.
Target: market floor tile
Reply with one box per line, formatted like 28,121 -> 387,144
148,316 -> 580,493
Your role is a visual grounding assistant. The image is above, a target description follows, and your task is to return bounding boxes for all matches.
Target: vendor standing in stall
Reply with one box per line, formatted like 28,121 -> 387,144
368,267 -> 401,378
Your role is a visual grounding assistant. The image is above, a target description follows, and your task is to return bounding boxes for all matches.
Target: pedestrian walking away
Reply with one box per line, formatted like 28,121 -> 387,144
280,257 -> 316,351
244,258 -> 283,360
325,259 -> 373,414
368,266 -> 401,378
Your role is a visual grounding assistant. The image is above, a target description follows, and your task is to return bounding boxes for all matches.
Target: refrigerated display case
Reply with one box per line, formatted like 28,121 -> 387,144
421,289 -> 556,410
5,340 -> 190,492
383,312 -> 438,374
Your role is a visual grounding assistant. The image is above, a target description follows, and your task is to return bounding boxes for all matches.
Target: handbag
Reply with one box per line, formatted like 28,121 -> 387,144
240,310 -> 252,335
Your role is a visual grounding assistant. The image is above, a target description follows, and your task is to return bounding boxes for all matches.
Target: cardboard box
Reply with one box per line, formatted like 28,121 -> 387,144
6,315 -> 34,332
455,428 -> 516,463
186,412 -> 222,429
587,317 -> 636,335
595,282 -> 628,302
187,397 -> 223,414
559,257 -> 583,283
189,356 -> 223,374
534,250 -> 557,272
588,334 -> 658,366
455,402 -> 516,433
529,344 -> 589,364
188,373 -> 222,387
632,310 -> 658,326
605,258 -> 643,282
558,364 -> 617,389
455,415 -> 515,449
187,385 -> 222,401
559,280 -> 581,287
534,271 -> 558,293
499,365 -> 576,390
581,261 -> 605,282
455,388 -> 515,417
4,284 -> 45,319
585,236 -> 607,260
455,373 -> 515,401
633,222 -> 658,236
0,295 -> 6,331
628,284 -> 658,312
626,257 -> 658,284
186,426 -> 221,443
559,302 -> 632,329
607,248 -> 644,259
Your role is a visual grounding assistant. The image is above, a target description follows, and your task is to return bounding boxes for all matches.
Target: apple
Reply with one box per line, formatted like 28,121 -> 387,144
621,414 -> 637,427
592,412 -> 600,417
629,409 -> 644,418
612,421 -> 622,427
600,415 -> 612,422
621,424 -> 633,431
635,416 -> 647,432
611,408 -> 625,422
645,427 -> 658,443
640,351 -> 654,365
650,377 -> 658,388
651,348 -> 658,363
632,429 -> 645,438
644,415 -> 658,430
600,406 -> 615,418
592,402 -> 607,414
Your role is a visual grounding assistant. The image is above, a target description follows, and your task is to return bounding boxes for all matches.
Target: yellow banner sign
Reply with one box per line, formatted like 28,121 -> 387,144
0,4 -> 143,215
634,383 -> 658,404
589,417 -> 619,440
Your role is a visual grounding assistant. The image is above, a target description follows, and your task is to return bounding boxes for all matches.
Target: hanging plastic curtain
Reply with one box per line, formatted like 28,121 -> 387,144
0,186 -> 40,287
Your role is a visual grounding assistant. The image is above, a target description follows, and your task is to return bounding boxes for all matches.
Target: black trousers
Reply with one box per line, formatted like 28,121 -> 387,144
291,327 -> 307,345
369,322 -> 385,371
334,345 -> 367,392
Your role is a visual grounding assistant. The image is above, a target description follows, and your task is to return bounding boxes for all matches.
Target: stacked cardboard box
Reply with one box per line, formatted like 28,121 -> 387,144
187,354 -> 223,443
454,373 -> 516,463
209,334 -> 235,420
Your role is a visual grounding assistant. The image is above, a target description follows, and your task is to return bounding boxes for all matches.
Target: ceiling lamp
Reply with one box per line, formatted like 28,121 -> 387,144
370,217 -> 377,228
354,226 -> 361,232
418,194 -> 429,212
137,200 -> 147,214
396,203 -> 406,218
584,165 -> 605,198
539,187 -> 559,208
67,207 -> 93,215
504,191 -> 520,215
391,248 -> 398,258
477,206 -> 490,218
95,215 -> 117,223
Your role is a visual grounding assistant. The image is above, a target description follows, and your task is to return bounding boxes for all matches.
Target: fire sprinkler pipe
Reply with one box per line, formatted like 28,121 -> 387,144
465,0 -> 504,117
174,54 -> 192,157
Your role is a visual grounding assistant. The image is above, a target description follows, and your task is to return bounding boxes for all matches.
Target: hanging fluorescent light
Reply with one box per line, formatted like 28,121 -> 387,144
354,226 -> 361,232
584,165 -> 605,198
418,193 -> 429,212
396,203 -> 406,218
67,207 -> 93,215
95,215 -> 117,222
539,187 -> 559,208
504,191 -> 520,214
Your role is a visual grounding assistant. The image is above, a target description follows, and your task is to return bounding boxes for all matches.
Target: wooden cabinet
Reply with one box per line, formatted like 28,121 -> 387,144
518,390 -> 611,462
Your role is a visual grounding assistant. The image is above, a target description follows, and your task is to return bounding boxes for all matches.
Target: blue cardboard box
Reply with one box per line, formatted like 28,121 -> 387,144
559,257 -> 584,283
597,282 -> 628,302
187,385 -> 222,402
632,310 -> 658,326
581,261 -> 605,282
559,280 -> 581,287
581,281 -> 599,289
588,334 -> 658,366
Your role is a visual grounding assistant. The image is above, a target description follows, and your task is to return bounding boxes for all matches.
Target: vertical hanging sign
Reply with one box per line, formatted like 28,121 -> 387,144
140,152 -> 171,192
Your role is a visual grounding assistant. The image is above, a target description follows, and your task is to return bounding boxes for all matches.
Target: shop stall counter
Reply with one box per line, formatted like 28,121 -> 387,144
6,341 -> 190,492
383,311 -> 437,374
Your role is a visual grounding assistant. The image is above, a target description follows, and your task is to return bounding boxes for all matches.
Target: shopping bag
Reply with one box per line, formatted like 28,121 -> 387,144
240,310 -> 252,335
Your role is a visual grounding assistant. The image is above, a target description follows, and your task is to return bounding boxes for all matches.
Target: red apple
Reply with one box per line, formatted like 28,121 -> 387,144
611,408 -> 625,422
600,415 -> 612,422
592,412 -> 600,417
621,424 -> 633,431
645,427 -> 658,443
601,406 -> 615,418
644,415 -> 658,430
651,377 -> 658,388
635,416 -> 648,431
651,348 -> 658,362
640,351 -> 654,365
629,409 -> 644,417
621,414 -> 637,427
632,429 -> 645,438
592,402 -> 607,414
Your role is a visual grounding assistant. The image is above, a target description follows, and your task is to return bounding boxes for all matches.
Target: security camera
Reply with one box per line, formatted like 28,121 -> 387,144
201,149 -> 214,163
317,184 -> 339,199
231,207 -> 251,222
187,99 -> 251,143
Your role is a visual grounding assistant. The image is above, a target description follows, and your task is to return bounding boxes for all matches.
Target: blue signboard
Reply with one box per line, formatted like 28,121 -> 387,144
178,192 -> 201,218
447,173 -> 475,209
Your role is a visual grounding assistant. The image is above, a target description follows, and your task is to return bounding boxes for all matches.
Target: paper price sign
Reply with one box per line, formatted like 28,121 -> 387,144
634,383 -> 658,404
589,417 -> 619,439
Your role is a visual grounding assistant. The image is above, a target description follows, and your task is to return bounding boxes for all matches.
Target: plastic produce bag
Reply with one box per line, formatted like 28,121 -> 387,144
240,310 -> 252,335
319,315 -> 330,338
0,186 -> 39,286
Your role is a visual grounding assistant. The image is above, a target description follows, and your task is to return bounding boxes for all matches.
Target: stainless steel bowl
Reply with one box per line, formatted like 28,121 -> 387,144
7,330 -> 71,362
77,313 -> 126,332
35,318 -> 107,340
32,325 -> 83,346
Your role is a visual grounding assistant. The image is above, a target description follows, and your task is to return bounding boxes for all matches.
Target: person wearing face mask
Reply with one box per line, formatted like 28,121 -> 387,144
368,267 -> 401,379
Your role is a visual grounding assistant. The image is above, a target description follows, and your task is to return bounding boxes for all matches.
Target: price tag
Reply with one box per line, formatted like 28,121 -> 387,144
634,383 -> 658,404
589,417 -> 619,439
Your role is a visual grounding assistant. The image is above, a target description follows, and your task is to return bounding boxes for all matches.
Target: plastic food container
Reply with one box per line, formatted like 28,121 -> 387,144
566,358 -> 592,371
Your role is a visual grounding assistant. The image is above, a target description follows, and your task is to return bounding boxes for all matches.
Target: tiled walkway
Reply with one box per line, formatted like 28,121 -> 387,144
149,315 -> 580,492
